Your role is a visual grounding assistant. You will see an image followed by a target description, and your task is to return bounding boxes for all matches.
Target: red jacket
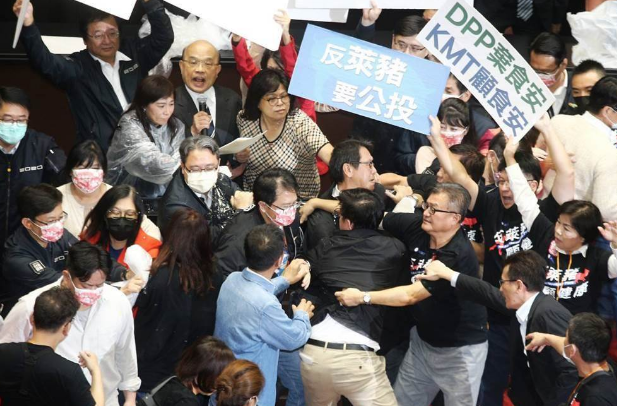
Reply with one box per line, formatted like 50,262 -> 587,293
83,228 -> 161,268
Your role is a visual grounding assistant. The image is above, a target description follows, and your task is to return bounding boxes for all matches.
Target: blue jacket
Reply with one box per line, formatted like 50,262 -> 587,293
214,269 -> 311,406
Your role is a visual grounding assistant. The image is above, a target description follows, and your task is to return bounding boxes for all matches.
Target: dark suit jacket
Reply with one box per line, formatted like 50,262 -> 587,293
456,274 -> 578,406
174,85 -> 242,164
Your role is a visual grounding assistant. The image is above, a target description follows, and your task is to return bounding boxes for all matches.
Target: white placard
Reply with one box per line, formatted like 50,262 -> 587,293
288,0 -> 349,23
42,36 -> 86,54
74,0 -> 137,20
418,0 -> 555,139
293,0 -> 473,9
165,0 -> 287,51
218,133 -> 265,155
13,0 -> 30,48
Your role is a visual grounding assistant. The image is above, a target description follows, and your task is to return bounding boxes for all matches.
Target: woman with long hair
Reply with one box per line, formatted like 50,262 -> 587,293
106,75 -> 184,200
215,360 -> 265,406
133,208 -> 221,392
81,185 -> 161,278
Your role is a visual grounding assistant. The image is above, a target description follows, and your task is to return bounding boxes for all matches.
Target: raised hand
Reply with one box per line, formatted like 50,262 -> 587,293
361,0 -> 382,26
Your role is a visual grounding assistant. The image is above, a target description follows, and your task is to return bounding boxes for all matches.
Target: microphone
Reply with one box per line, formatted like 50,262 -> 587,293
197,97 -> 210,136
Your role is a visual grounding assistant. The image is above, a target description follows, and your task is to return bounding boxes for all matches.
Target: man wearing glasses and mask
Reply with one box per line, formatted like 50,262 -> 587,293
0,184 -> 76,318
12,0 -> 173,153
174,40 -> 245,167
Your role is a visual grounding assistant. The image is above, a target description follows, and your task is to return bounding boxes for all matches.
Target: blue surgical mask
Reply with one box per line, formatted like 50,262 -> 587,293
0,122 -> 27,145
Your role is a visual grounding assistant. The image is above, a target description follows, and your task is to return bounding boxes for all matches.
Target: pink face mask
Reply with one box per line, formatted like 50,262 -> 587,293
441,129 -> 466,147
32,220 -> 65,243
70,277 -> 103,307
538,72 -> 557,88
72,168 -> 104,194
267,204 -> 297,227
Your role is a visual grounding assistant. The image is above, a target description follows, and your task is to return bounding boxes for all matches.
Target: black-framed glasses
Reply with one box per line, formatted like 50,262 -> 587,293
87,30 -> 120,42
349,160 -> 375,169
270,201 -> 301,212
106,209 -> 140,220
496,179 -> 538,188
31,211 -> 68,226
181,59 -> 220,69
499,279 -> 528,287
264,94 -> 291,106
393,41 -> 426,53
0,118 -> 28,126
185,166 -> 218,173
421,201 -> 458,215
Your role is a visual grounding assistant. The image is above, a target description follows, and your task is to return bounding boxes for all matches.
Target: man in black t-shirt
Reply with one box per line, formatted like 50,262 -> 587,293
0,286 -> 103,406
527,313 -> 617,406
336,183 -> 488,406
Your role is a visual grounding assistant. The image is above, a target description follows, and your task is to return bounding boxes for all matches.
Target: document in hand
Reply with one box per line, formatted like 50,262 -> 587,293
218,132 -> 266,155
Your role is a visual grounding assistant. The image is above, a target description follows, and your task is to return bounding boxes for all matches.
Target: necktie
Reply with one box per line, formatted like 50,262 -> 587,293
517,0 -> 533,21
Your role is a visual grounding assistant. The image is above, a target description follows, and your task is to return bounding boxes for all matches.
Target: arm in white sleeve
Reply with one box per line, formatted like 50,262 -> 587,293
505,163 -> 541,230
607,245 -> 617,279
450,272 -> 461,288
0,300 -> 33,344
114,298 -> 141,392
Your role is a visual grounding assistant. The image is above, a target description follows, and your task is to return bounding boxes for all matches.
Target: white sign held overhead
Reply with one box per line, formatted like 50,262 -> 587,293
293,0 -> 473,9
42,36 -> 87,54
288,0 -> 349,23
165,0 -> 287,51
13,0 -> 30,48
74,0 -> 137,20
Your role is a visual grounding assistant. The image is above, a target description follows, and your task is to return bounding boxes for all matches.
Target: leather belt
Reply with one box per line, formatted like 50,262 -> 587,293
306,338 -> 375,352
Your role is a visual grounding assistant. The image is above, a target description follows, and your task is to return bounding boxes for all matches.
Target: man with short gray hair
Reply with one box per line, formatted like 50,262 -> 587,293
158,136 -> 253,244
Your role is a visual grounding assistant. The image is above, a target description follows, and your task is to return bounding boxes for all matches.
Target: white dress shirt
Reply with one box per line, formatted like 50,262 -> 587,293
516,292 -> 539,356
186,85 -> 217,133
0,141 -> 20,154
0,278 -> 140,406
551,70 -> 568,116
90,51 -> 131,110
583,111 -> 617,147
311,314 -> 380,351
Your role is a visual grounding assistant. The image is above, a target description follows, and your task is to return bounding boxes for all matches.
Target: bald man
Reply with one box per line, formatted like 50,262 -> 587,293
175,40 -> 242,165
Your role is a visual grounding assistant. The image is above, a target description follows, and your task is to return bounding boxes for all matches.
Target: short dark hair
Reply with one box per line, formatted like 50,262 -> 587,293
241,69 -> 297,121
338,188 -> 384,230
78,8 -> 118,41
66,241 -> 112,282
393,15 -> 426,37
530,32 -> 567,66
498,150 -> 542,181
504,250 -> 547,292
557,200 -> 603,244
573,60 -> 606,78
568,313 -> 612,363
180,136 -> 220,163
438,98 -> 478,147
588,76 -> 617,115
448,73 -> 468,94
83,185 -> 145,247
430,183 -> 471,218
65,140 -> 107,175
176,336 -> 236,394
244,224 -> 285,272
329,139 -> 373,184
260,49 -> 284,71
33,287 -> 80,332
253,168 -> 298,206
126,75 -> 179,145
488,131 -> 507,163
450,144 -> 485,183
18,184 -> 63,219
0,87 -> 31,111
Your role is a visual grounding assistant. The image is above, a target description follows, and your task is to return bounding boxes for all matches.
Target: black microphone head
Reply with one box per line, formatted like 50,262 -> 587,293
197,97 -> 208,112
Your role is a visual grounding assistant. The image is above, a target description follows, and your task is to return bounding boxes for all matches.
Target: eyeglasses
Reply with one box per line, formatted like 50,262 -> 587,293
533,66 -> 560,76
349,160 -> 375,169
32,211 -> 68,225
181,59 -> 220,69
0,118 -> 28,125
421,201 -> 458,215
87,30 -> 120,42
496,179 -> 537,188
498,279 -> 528,287
393,41 -> 426,53
106,209 -> 139,220
270,201 -> 301,211
185,166 -> 218,173
264,94 -> 291,106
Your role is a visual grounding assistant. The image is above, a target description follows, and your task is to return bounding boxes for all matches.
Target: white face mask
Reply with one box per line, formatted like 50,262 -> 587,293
441,93 -> 462,102
562,344 -> 575,365
185,169 -> 218,194
604,108 -> 617,130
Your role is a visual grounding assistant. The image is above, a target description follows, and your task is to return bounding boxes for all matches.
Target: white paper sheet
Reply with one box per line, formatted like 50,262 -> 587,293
218,133 -> 265,155
41,36 -> 86,54
165,0 -> 287,51
73,0 -> 137,20
288,0 -> 349,23
13,0 -> 30,48
293,0 -> 474,9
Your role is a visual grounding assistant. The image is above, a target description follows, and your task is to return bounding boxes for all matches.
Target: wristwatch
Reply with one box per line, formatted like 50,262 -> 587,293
363,292 -> 371,305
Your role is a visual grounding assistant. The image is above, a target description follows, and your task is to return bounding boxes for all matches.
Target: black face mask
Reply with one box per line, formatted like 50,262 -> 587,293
573,96 -> 590,115
105,217 -> 137,241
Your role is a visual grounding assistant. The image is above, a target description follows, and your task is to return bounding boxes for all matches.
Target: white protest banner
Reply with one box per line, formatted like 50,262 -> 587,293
74,0 -> 137,20
294,0 -> 474,9
165,0 -> 287,51
417,0 -> 555,139
288,6 -> 349,23
42,36 -> 86,54
13,0 -> 30,48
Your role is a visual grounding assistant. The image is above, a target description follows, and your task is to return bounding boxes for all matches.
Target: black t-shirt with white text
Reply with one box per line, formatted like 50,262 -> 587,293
383,211 -> 487,347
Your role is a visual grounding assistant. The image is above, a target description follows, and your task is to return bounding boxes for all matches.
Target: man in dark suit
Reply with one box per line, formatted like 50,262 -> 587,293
418,250 -> 579,406
175,40 -> 244,166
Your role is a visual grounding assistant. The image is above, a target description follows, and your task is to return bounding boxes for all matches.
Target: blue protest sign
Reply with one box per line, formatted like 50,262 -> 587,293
289,24 -> 451,135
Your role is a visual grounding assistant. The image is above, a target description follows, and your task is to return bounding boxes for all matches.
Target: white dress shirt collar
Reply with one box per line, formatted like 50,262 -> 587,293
90,51 -> 132,110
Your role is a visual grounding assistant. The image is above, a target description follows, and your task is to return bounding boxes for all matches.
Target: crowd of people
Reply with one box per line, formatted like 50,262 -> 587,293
1,0 -> 617,405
